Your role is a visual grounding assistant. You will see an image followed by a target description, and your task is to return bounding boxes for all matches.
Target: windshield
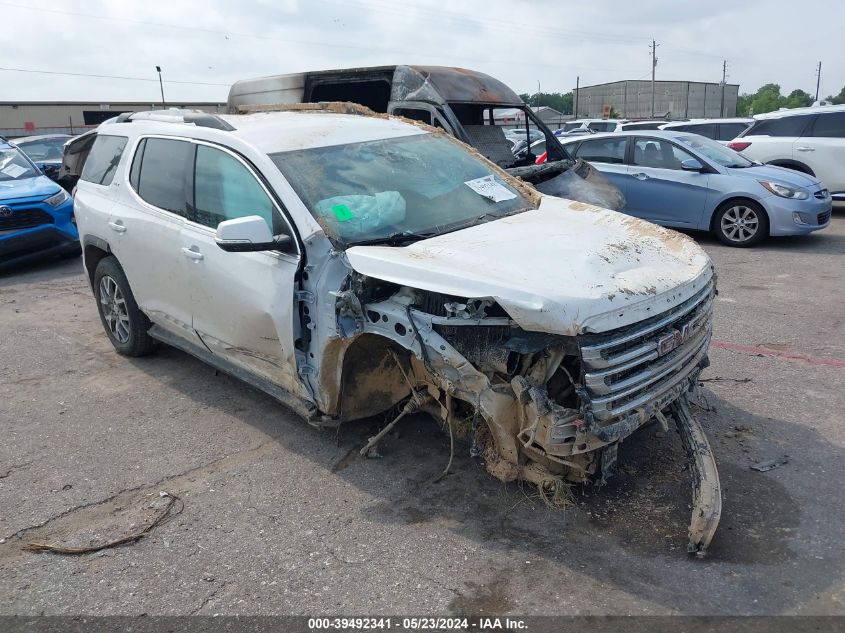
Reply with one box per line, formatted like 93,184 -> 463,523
270,133 -> 532,246
17,137 -> 68,162
0,147 -> 39,182
676,134 -> 754,168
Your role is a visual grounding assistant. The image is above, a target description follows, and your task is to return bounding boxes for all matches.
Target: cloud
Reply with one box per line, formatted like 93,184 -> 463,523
0,0 -> 840,102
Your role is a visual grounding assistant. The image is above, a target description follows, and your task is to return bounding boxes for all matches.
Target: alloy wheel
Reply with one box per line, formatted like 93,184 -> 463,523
720,205 -> 759,243
99,275 -> 131,344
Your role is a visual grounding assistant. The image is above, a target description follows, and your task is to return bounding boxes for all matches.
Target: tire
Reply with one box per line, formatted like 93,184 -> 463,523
713,200 -> 769,247
93,256 -> 157,356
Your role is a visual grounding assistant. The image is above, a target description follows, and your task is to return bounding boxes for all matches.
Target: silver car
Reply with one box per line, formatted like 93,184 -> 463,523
559,131 -> 832,247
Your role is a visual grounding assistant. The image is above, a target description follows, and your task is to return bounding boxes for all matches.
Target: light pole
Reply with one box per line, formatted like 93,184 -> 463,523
156,65 -> 166,109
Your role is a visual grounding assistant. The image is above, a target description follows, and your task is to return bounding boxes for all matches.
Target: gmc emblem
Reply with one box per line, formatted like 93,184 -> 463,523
657,315 -> 703,357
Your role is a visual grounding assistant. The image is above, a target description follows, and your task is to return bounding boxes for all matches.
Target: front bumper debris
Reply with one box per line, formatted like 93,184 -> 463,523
670,395 -> 722,557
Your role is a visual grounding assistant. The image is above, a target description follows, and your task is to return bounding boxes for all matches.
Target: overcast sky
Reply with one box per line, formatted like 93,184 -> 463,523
1,0 -> 841,103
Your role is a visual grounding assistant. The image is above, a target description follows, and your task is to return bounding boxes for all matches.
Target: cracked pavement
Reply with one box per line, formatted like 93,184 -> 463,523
1,211 -> 844,616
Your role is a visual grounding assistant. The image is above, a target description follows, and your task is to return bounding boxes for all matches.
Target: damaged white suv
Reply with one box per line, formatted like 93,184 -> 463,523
74,107 -> 721,555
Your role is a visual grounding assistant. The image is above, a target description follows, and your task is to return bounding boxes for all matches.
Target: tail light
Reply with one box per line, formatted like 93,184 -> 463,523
728,141 -> 751,152
535,151 -> 548,165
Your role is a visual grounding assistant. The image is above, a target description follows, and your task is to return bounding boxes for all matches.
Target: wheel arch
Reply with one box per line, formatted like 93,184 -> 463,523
766,159 -> 815,176
81,235 -> 113,290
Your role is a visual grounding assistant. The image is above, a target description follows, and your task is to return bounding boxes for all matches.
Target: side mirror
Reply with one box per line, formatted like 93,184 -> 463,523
681,158 -> 705,172
215,215 -> 290,252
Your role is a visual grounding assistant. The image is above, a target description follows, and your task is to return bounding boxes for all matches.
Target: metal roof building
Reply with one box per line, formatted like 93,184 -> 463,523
0,101 -> 225,138
573,80 -> 739,119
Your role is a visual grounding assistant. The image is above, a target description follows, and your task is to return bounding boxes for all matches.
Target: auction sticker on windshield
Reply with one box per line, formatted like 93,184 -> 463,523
464,175 -> 516,202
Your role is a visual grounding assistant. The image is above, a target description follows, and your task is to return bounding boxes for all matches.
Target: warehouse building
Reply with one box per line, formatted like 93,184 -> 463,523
572,80 -> 739,119
0,101 -> 225,138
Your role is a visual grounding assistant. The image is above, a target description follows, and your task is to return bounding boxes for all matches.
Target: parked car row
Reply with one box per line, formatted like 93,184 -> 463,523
556,131 -> 831,246
0,138 -> 79,267
728,104 -> 845,203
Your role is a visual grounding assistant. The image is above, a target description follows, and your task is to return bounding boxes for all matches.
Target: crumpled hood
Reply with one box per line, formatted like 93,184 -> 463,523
346,196 -> 713,335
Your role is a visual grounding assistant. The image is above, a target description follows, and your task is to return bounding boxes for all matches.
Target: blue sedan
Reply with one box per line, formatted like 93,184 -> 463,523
0,139 -> 79,267
558,130 -> 832,246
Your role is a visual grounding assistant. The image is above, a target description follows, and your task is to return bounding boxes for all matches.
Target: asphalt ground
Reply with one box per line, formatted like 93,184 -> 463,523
1,209 -> 843,616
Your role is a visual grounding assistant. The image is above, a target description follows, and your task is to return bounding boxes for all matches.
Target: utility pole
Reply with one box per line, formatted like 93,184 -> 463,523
650,40 -> 660,117
815,61 -> 822,101
537,80 -> 541,108
156,65 -> 166,109
720,60 -> 727,117
574,75 -> 579,118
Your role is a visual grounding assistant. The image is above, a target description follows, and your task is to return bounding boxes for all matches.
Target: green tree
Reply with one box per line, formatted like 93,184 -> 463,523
518,91 -> 573,115
783,89 -> 813,108
737,93 -> 753,116
749,83 -> 784,114
736,84 -> 817,115
826,86 -> 845,104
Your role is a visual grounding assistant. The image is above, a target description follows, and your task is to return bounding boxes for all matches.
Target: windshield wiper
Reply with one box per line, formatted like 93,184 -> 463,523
347,230 -> 440,247
347,209 -> 529,248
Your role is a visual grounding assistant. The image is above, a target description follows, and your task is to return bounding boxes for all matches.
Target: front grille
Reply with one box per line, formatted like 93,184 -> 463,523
817,210 -> 831,225
580,278 -> 714,422
814,189 -> 829,200
0,207 -> 54,231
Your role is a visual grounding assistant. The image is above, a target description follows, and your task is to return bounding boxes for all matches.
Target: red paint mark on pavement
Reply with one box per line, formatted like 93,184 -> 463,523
711,340 -> 845,369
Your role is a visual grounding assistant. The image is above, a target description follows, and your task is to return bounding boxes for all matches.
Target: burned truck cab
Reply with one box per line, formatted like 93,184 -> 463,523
228,65 -> 623,209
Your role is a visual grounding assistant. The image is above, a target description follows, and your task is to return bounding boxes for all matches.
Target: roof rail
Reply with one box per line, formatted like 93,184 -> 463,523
115,109 -> 235,131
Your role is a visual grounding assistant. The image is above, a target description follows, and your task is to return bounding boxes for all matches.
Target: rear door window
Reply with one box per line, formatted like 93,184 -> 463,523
131,137 -> 192,216
574,137 -> 627,164
632,138 -> 695,170
79,135 -> 128,186
717,123 -> 749,141
748,115 -> 812,137
808,112 -> 845,138
681,123 -> 717,139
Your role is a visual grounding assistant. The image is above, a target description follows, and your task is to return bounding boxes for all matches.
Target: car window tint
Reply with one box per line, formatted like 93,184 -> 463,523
80,135 -> 128,186
749,115 -> 811,137
621,122 -> 663,131
193,144 -> 277,231
718,123 -> 749,141
575,138 -> 626,164
809,112 -> 845,138
682,123 -> 717,139
133,138 -> 191,215
17,138 -> 67,161
632,138 -> 694,170
129,139 -> 145,191
588,122 -> 614,132
530,140 -> 546,155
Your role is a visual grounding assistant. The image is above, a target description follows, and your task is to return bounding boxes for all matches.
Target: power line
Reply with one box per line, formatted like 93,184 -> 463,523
0,66 -> 231,86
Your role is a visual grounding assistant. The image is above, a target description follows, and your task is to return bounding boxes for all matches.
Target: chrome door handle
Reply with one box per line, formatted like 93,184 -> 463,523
796,146 -> 815,152
632,172 -> 649,180
107,220 -> 126,234
181,246 -> 203,261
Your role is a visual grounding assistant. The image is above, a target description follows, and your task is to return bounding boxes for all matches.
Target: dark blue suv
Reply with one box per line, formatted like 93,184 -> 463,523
0,139 -> 79,267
